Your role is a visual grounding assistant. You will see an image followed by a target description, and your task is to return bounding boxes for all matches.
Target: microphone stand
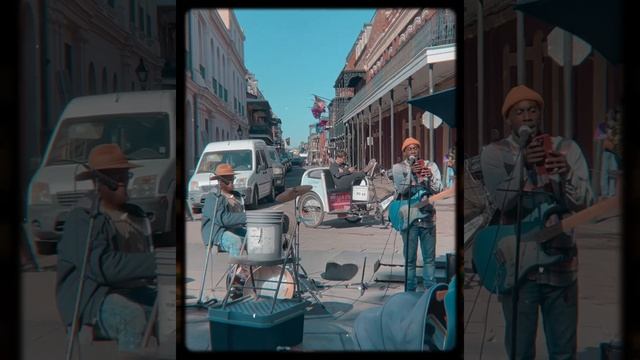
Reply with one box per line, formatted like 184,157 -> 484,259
65,187 -> 102,360
404,158 -> 415,292
197,178 -> 221,306
510,139 -> 529,359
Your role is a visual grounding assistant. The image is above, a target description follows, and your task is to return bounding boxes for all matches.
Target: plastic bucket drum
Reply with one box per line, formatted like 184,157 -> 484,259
245,210 -> 284,261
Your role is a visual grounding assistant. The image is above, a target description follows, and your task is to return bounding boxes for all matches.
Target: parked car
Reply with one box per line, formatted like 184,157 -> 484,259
290,156 -> 304,166
265,146 -> 286,192
279,152 -> 291,172
188,139 -> 275,213
27,90 -> 177,254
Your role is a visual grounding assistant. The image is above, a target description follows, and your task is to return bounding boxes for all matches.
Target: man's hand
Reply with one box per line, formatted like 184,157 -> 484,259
411,163 -> 422,174
423,166 -> 432,178
524,140 -> 546,168
545,151 -> 568,175
348,167 -> 355,173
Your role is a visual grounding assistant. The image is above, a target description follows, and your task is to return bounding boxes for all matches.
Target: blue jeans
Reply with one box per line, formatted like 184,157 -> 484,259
98,287 -> 156,351
500,280 -> 577,359
219,229 -> 246,257
401,224 -> 436,291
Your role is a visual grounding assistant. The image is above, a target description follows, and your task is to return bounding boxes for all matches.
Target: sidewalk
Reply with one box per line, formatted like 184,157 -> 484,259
21,247 -> 177,360
463,208 -> 622,359
183,190 -> 456,351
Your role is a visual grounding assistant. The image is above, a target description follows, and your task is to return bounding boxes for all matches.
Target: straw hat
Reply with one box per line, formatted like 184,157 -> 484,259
75,144 -> 140,181
210,163 -> 236,181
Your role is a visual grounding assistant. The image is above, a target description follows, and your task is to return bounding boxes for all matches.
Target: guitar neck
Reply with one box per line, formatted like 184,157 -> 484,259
560,196 -> 619,232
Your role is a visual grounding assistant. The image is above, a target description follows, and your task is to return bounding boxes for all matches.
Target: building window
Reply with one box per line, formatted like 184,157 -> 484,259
112,73 -> 118,92
216,47 -> 220,82
186,49 -> 191,74
131,81 -> 135,91
146,14 -> 151,37
199,65 -> 206,80
224,88 -> 228,103
129,0 -> 135,23
210,39 -> 215,80
108,0 -> 115,8
213,78 -> 218,96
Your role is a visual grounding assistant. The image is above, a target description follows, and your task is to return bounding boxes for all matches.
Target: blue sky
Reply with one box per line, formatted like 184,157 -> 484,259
235,9 -> 376,148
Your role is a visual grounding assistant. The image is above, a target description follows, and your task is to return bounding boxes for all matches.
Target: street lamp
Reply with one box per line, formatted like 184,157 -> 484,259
135,57 -> 148,90
236,125 -> 243,139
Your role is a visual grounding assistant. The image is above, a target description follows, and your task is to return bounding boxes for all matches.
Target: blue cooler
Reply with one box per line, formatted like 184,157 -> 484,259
209,297 -> 308,351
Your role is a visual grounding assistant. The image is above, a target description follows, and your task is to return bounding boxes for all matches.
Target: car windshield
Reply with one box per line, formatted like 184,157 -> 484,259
47,112 -> 170,165
197,150 -> 253,173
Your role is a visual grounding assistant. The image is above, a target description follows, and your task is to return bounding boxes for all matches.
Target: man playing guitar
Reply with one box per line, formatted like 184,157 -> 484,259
479,85 -> 594,359
391,137 -> 442,292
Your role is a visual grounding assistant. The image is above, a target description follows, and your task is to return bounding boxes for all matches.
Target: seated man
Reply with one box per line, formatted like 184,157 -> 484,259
329,150 -> 376,190
57,144 -> 157,354
201,163 -> 247,256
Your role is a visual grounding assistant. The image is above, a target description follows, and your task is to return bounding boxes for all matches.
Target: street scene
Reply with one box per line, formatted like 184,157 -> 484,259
184,8 -> 457,353
20,0 -> 177,359
184,162 -> 456,351
462,0 -> 623,358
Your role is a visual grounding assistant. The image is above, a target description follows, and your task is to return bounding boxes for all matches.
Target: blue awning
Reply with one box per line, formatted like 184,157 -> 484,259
407,88 -> 456,128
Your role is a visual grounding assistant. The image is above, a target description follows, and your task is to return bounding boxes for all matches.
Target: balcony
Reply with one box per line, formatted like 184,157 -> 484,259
340,9 -> 456,122
249,125 -> 274,145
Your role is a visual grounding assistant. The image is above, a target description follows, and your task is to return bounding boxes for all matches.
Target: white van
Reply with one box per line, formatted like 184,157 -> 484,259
27,90 -> 176,252
188,139 -> 275,213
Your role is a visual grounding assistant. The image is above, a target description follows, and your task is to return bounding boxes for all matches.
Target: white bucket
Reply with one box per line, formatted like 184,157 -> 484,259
245,210 -> 284,261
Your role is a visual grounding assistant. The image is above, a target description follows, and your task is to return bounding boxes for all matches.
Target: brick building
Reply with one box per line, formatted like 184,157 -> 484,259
463,0 -> 624,196
332,8 -> 456,180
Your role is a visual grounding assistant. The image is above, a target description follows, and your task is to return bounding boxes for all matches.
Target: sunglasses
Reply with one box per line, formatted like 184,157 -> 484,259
406,146 -> 420,151
101,171 -> 133,184
218,176 -> 235,185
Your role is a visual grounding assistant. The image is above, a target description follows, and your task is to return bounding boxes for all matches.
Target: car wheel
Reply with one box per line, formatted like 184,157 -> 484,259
267,182 -> 276,202
298,192 -> 324,228
247,186 -> 259,209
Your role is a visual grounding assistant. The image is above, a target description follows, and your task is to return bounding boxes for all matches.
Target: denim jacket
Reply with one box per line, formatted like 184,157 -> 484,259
201,190 -> 247,247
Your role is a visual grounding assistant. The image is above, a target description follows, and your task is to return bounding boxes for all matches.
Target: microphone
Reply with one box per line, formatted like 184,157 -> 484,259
408,155 -> 417,165
517,125 -> 533,147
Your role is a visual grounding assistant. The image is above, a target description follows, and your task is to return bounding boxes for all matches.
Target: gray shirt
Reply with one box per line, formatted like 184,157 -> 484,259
392,159 -> 442,225
481,135 -> 593,219
480,134 -> 594,285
